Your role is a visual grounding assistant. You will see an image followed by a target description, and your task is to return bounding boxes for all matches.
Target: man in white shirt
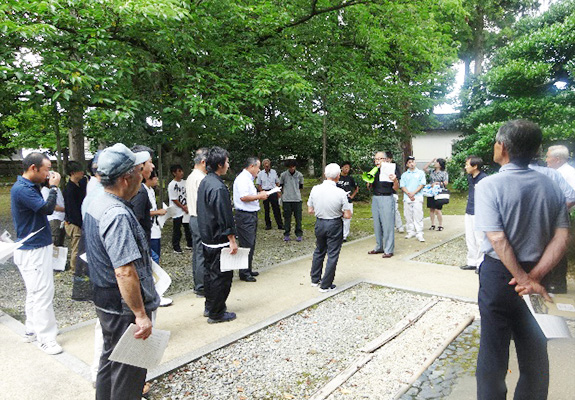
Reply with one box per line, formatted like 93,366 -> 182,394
308,163 -> 351,292
233,157 -> 268,282
185,148 -> 209,296
168,164 -> 193,253
546,144 -> 575,190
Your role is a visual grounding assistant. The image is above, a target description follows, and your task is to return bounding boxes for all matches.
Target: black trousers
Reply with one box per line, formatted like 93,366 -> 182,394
263,192 -> 283,229
283,201 -> 303,237
96,309 -> 151,400
541,256 -> 567,292
476,256 -> 548,400
311,218 -> 343,289
172,216 -> 193,251
235,210 -> 258,279
188,216 -> 205,293
203,246 -> 233,319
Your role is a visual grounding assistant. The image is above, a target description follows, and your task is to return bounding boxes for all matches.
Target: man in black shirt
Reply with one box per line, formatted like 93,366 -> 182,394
336,162 -> 358,241
197,147 -> 238,324
367,151 -> 398,258
64,161 -> 87,272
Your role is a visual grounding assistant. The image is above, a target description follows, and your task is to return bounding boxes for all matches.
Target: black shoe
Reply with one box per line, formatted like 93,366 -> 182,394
251,271 -> 259,277
240,276 -> 257,282
173,249 -> 183,254
265,226 -> 272,230
194,290 -> 205,297
204,306 -> 226,317
460,265 -> 477,271
207,312 -> 237,324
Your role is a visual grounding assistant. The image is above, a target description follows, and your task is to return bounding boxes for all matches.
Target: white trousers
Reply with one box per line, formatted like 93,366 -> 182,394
13,245 -> 58,343
342,203 -> 353,239
403,197 -> 424,235
393,194 -> 404,229
465,213 -> 485,267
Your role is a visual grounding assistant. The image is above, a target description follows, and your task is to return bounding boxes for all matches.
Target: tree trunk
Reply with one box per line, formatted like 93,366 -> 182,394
68,102 -> 85,163
52,103 -> 65,183
472,9 -> 485,76
322,112 -> 327,173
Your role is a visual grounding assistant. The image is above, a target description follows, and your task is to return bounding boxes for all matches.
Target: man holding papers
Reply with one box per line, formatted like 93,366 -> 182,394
11,152 -> 62,355
256,159 -> 284,230
233,157 -> 268,282
197,146 -> 238,324
474,120 -> 569,400
84,144 -> 160,400
367,151 -> 398,258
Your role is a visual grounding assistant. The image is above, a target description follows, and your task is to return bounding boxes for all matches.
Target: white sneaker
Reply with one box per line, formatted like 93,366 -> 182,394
39,340 -> 63,355
311,281 -> 320,287
405,233 -> 415,239
397,227 -> 405,233
23,332 -> 36,343
159,297 -> 173,307
417,235 -> 425,242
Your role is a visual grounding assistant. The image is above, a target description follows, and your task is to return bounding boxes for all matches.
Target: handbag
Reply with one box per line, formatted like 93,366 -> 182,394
422,184 -> 439,197
434,183 -> 450,206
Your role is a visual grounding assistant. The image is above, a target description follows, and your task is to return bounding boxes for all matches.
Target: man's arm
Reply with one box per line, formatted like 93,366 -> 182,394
227,234 -> 238,254
512,227 -> 570,292
115,263 -> 153,339
486,231 -> 552,301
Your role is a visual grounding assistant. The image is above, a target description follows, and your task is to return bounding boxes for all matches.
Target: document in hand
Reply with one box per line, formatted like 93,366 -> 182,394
379,163 -> 396,182
220,247 -> 250,272
109,324 -> 171,369
0,228 -> 43,264
266,186 -> 281,195
523,294 -> 572,339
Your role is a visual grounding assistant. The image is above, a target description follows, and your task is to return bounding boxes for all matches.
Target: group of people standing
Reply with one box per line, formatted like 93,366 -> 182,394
8,121 -> 574,400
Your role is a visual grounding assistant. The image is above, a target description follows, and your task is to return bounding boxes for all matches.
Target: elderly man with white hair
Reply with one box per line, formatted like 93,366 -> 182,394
546,144 -> 575,190
307,163 -> 352,292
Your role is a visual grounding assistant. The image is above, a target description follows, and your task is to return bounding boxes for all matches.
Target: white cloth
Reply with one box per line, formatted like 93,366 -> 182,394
13,245 -> 58,343
557,162 -> 575,191
41,187 -> 65,222
233,169 -> 260,212
86,176 -> 100,194
146,185 -> 161,240
403,197 -> 424,236
307,180 -> 351,219
343,203 -> 353,239
185,169 -> 206,217
465,213 -> 485,267
168,179 -> 187,218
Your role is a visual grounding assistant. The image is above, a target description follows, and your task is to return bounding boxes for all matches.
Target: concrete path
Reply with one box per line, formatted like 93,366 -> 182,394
1,215 -> 573,399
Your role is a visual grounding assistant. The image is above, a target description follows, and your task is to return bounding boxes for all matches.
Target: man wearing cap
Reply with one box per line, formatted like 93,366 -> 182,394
11,152 -> 63,355
84,143 -> 160,400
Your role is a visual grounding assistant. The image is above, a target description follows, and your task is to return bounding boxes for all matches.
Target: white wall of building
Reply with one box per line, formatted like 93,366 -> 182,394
413,130 -> 461,164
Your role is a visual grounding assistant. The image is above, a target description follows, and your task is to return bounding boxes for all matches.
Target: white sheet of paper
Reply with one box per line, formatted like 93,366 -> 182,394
556,303 -> 575,312
266,186 -> 281,195
156,202 -> 174,229
152,260 -> 172,297
109,324 -> 170,369
379,162 -> 396,182
0,229 -> 43,264
523,295 -> 572,339
220,247 -> 250,272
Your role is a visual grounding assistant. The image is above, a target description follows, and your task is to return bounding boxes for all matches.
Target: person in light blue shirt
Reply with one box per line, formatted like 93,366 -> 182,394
399,156 -> 426,242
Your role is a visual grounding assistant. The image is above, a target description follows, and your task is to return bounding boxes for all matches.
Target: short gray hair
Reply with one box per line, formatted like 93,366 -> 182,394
194,147 -> 208,165
324,163 -> 341,179
548,145 -> 569,161
244,157 -> 260,169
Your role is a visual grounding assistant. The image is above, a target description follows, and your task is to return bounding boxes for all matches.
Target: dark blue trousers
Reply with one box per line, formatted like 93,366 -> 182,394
203,246 -> 233,319
235,210 -> 258,280
311,218 -> 343,289
476,255 -> 548,400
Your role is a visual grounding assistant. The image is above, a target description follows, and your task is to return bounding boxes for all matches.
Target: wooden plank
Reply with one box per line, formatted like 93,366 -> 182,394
360,299 -> 439,353
309,353 -> 375,400
392,314 -> 476,400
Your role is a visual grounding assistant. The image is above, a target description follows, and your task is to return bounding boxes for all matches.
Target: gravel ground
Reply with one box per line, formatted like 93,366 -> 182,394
148,284 -> 478,400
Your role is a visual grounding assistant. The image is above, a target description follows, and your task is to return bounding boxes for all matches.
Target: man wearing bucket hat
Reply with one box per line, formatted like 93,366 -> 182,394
83,143 -> 160,400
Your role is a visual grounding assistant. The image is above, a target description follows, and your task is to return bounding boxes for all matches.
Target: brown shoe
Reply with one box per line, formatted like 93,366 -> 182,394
381,253 -> 394,258
368,250 -> 384,255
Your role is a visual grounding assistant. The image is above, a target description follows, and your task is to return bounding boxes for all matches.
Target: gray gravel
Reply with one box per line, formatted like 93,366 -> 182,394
148,284 -> 478,400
